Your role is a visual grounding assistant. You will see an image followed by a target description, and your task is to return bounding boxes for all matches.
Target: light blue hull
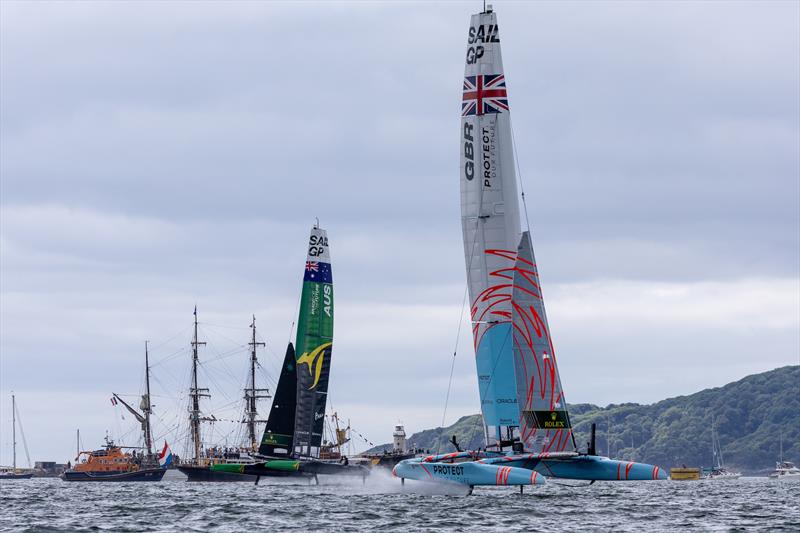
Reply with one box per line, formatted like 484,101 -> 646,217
393,451 -> 667,487
482,453 -> 668,481
392,452 -> 545,487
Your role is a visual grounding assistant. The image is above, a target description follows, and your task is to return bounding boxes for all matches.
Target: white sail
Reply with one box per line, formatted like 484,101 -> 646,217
460,6 -> 523,444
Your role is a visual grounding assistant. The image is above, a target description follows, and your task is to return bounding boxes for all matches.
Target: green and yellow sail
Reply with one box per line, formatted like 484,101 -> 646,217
292,225 -> 333,456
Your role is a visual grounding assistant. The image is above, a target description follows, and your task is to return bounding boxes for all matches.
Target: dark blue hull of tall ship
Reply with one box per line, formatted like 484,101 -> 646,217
61,468 -> 166,482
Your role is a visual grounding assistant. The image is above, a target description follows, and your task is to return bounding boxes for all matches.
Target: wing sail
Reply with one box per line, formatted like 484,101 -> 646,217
460,8 -> 523,442
511,231 -> 576,453
293,226 -> 334,457
259,342 -> 297,456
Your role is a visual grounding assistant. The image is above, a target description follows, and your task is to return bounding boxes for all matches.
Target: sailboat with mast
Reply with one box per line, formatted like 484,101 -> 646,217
704,414 -> 740,480
0,395 -> 34,480
177,312 -> 273,482
393,5 -> 667,490
769,431 -> 800,480
62,344 -> 167,481
212,224 -> 369,483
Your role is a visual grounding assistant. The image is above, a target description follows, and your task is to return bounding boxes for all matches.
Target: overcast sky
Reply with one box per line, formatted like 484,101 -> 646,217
1,1 -> 798,465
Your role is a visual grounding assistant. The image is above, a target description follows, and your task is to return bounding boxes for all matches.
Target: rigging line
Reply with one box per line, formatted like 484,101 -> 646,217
437,147 -> 489,455
204,323 -> 251,348
288,269 -> 303,344
148,325 -> 193,354
14,402 -> 31,468
150,346 -> 190,368
509,115 -> 532,235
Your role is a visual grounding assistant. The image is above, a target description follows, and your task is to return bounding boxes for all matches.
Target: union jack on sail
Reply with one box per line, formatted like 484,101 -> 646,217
462,74 -> 509,116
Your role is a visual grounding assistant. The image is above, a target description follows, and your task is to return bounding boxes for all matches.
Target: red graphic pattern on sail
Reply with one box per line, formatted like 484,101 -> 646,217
509,245 -> 573,453
470,249 -> 517,350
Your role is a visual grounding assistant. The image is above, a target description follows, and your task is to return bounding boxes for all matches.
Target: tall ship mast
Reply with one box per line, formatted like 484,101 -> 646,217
177,314 -> 273,481
244,316 -> 269,451
189,306 -> 209,462
143,341 -> 153,457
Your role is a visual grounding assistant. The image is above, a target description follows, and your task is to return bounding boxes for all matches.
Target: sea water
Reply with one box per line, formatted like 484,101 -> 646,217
1,470 -> 798,532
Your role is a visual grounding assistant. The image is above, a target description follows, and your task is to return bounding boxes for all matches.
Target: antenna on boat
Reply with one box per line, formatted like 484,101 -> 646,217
314,217 -> 319,229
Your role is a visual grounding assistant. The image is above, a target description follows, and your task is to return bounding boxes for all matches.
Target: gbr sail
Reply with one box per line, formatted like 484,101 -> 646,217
293,225 -> 334,457
460,7 -> 522,441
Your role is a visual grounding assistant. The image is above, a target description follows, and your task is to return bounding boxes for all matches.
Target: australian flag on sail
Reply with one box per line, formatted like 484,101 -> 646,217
304,260 -> 332,284
462,74 -> 509,116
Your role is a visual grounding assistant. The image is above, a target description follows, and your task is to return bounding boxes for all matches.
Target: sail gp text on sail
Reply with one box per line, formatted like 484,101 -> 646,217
465,22 -> 500,64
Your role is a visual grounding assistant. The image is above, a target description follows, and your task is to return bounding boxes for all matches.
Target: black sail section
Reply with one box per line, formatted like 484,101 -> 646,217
296,344 -> 332,451
259,343 -> 297,456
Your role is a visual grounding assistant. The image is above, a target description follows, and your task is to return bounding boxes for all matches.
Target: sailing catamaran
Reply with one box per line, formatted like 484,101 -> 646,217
0,395 -> 33,480
212,225 -> 368,483
393,5 -> 667,490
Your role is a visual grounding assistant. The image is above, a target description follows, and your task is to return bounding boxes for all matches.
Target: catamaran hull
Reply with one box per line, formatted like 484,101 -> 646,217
393,451 -> 666,487
393,458 -> 544,487
177,465 -> 258,482
214,459 -> 369,479
61,468 -> 166,482
476,454 -> 667,481
529,456 -> 667,481
299,460 -> 370,477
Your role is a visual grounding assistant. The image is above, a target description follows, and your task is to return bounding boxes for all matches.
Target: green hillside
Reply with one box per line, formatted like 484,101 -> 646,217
369,366 -> 798,474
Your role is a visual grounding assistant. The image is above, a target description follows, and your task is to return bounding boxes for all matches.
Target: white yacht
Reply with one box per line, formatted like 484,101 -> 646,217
769,461 -> 800,479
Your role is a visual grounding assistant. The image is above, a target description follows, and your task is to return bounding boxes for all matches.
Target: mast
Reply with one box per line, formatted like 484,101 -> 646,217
76,429 -> 80,457
143,341 -> 153,457
189,307 -> 209,462
12,394 -> 16,471
244,316 -> 268,451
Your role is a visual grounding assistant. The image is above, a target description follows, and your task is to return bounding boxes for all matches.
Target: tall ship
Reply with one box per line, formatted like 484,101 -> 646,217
177,312 -> 271,482
213,224 -> 368,482
62,344 -> 168,481
0,395 -> 34,480
393,5 -> 667,490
